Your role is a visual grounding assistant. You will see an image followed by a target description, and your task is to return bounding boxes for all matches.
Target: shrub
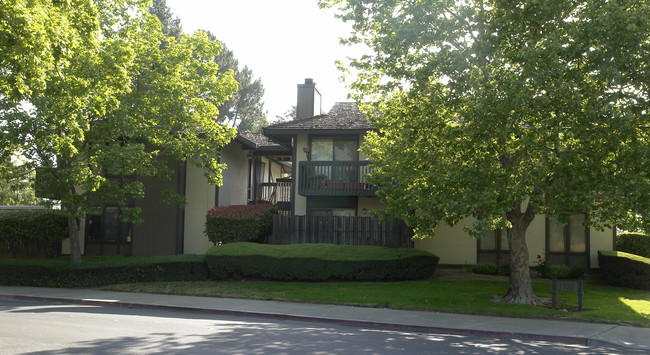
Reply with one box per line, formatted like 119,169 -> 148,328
533,254 -> 586,279
205,242 -> 439,281
469,263 -> 510,275
598,250 -> 650,290
617,232 -> 650,258
0,254 -> 209,287
0,209 -> 68,257
205,203 -> 276,245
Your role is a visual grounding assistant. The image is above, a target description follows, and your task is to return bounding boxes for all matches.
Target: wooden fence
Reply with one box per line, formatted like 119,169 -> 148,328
269,215 -> 414,248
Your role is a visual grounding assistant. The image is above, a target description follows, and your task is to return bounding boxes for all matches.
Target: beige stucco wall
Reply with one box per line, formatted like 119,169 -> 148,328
182,163 -> 215,255
590,227 -> 615,268
414,218 -> 478,265
414,214 -> 614,267
219,142 -> 249,206
358,196 -> 383,217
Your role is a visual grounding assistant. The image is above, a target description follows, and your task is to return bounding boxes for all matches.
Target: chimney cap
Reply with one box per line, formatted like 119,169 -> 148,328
304,78 -> 314,84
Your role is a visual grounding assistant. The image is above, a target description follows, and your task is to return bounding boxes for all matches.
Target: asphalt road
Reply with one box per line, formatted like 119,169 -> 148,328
0,299 -> 643,354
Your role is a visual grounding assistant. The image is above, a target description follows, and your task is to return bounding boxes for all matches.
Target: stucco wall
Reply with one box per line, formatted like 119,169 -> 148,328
414,215 -> 614,267
414,218 -> 478,265
182,163 -> 215,255
219,142 -> 249,206
590,227 -> 615,268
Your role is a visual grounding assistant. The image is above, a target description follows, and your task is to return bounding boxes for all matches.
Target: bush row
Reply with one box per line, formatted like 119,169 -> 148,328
205,203 -> 276,244
616,232 -> 650,259
598,250 -> 650,290
205,242 -> 439,281
0,209 -> 68,257
0,255 -> 209,288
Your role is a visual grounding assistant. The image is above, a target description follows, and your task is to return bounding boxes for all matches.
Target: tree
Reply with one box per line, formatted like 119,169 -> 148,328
0,157 -> 41,206
149,0 -> 182,39
2,0 -> 237,263
274,105 -> 296,123
321,0 -> 650,304
206,33 -> 268,132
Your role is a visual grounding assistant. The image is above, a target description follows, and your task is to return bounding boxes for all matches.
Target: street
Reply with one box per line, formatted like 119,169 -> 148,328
0,299 -> 643,354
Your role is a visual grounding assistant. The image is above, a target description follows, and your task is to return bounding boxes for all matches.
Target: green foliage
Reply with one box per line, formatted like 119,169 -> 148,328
0,209 -> 68,257
320,0 -> 650,301
205,242 -> 439,281
532,254 -> 585,279
0,255 -> 209,288
598,251 -> 650,290
1,0 -> 238,262
469,263 -> 510,276
617,232 -> 650,258
208,35 -> 268,132
204,203 -> 276,244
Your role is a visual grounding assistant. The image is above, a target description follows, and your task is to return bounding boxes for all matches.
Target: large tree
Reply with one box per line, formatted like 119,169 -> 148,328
1,0 -> 237,262
321,0 -> 650,304
208,34 -> 268,132
148,1 -> 268,132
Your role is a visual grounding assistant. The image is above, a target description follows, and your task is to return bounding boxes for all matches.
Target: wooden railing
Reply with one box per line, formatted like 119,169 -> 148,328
259,178 -> 291,211
269,214 -> 413,248
298,161 -> 378,196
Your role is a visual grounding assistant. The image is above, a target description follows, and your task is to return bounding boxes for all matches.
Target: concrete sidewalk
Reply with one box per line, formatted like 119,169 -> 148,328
0,286 -> 648,350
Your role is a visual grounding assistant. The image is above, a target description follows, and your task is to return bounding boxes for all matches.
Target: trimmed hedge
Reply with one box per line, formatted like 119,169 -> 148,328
598,250 -> 650,290
0,255 -> 209,287
205,203 -> 276,244
617,232 -> 650,259
0,209 -> 68,257
205,242 -> 439,281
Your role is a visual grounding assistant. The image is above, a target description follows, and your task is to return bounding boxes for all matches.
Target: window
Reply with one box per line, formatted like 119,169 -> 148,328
477,229 -> 509,266
85,206 -> 133,255
546,214 -> 589,267
311,138 -> 356,162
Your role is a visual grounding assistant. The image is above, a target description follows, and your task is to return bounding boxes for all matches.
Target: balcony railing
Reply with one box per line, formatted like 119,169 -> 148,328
298,161 -> 378,196
258,178 -> 291,211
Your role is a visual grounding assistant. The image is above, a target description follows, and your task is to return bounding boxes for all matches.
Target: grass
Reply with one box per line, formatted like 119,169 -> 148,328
101,272 -> 650,328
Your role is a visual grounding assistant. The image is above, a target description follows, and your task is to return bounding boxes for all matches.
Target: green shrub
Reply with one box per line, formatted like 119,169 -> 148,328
0,254 -> 209,287
533,255 -> 586,279
617,232 -> 650,258
205,242 -> 439,281
598,250 -> 650,290
0,209 -> 68,257
205,203 -> 276,245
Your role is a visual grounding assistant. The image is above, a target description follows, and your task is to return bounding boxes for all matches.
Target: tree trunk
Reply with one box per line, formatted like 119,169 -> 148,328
68,215 -> 82,263
495,203 -> 545,305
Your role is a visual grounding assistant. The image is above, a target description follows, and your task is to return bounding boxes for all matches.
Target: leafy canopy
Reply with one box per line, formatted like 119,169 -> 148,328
321,0 -> 650,237
1,0 -> 238,261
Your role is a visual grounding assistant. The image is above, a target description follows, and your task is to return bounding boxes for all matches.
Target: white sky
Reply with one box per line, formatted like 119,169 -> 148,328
165,0 -> 363,121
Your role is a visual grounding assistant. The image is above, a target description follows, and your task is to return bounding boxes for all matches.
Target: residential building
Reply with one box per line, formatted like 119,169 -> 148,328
263,79 -> 616,268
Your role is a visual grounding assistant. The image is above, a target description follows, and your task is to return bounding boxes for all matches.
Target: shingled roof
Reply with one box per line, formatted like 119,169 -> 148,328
235,132 -> 291,155
263,102 -> 373,146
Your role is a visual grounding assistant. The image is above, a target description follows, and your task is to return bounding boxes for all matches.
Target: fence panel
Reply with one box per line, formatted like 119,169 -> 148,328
269,215 -> 413,248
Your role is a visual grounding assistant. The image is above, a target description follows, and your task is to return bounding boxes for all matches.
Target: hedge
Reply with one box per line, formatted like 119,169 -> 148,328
0,255 -> 209,287
0,209 -> 68,257
616,232 -> 650,259
205,242 -> 439,281
205,203 -> 276,244
598,250 -> 650,290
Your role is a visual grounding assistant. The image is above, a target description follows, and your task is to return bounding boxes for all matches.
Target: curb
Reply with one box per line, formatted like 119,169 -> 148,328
0,293 -> 589,346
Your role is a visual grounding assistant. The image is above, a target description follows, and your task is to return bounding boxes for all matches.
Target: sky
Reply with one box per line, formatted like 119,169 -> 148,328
165,0 -> 364,121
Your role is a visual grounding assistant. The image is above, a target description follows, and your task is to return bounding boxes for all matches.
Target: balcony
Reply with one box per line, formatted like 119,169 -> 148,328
298,161 -> 378,196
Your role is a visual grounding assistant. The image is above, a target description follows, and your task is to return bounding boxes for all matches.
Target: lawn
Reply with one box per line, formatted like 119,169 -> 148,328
102,270 -> 650,327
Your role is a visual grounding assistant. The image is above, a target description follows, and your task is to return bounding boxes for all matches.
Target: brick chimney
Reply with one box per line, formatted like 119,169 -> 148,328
296,78 -> 322,120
